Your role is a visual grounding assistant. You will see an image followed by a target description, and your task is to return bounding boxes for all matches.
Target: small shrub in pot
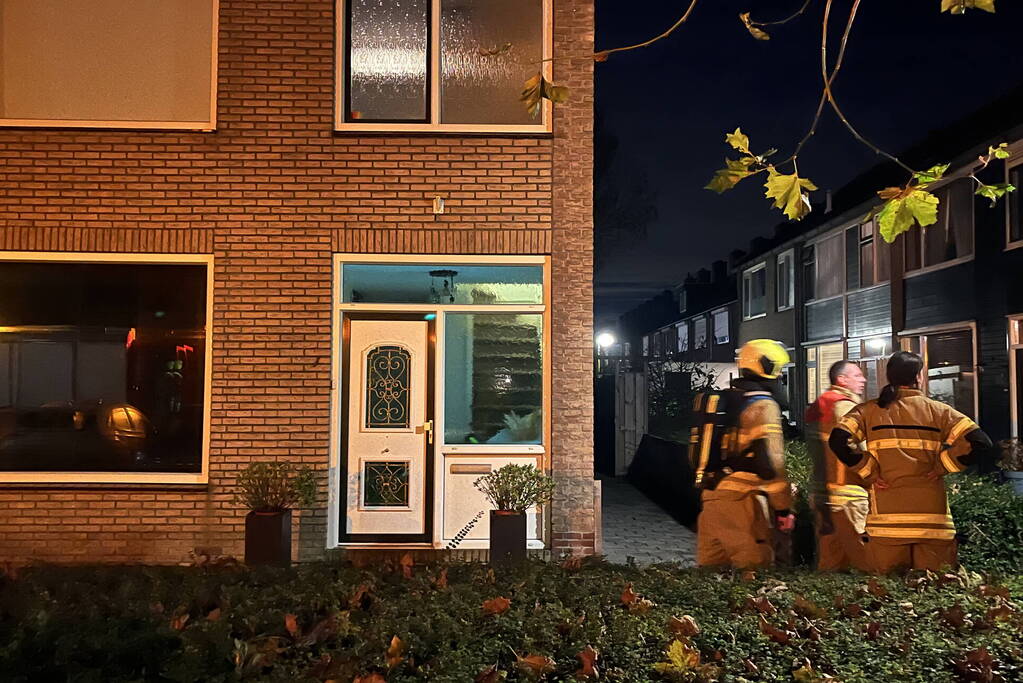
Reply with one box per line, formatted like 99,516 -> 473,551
235,462 -> 317,567
474,464 -> 555,567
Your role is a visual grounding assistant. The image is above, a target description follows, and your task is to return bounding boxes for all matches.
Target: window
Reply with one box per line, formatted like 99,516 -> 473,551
900,327 -> 976,418
677,322 -> 689,353
337,0 -> 551,132
742,264 -> 767,320
444,313 -> 542,444
712,309 -> 729,345
813,232 -> 844,300
642,335 -> 650,357
805,342 -> 845,404
678,289 -> 687,314
693,317 -> 708,349
0,259 -> 211,480
1009,162 -> 1023,246
802,244 -> 816,302
0,0 -> 218,130
776,251 -> 794,311
905,179 -> 974,272
342,263 -> 542,305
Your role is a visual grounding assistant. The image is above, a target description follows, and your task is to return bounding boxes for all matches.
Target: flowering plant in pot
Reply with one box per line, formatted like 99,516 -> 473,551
998,439 -> 1023,495
474,464 -> 555,567
235,462 -> 317,567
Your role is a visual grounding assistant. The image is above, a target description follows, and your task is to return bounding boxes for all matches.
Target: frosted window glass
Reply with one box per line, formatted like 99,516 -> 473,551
440,0 -> 543,124
348,0 -> 428,121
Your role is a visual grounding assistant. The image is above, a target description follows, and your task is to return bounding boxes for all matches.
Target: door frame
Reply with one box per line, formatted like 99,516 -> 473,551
1010,315 -> 1023,438
337,312 -> 436,544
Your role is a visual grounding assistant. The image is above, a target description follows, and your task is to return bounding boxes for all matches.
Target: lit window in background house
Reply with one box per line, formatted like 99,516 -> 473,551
694,317 -> 708,349
776,251 -> 794,310
742,265 -> 766,319
677,322 -> 689,353
902,330 -> 976,418
713,309 -> 729,345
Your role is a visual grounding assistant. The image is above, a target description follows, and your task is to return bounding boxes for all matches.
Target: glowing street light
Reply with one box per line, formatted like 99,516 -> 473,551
595,331 -> 616,349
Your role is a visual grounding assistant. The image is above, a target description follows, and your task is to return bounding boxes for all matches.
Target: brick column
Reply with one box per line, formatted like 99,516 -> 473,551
551,0 -> 596,555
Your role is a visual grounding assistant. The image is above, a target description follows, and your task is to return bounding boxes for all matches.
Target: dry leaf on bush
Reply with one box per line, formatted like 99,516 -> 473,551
385,635 -> 405,670
399,552 -> 414,579
206,607 -> 222,622
515,652 -> 556,678
433,567 -> 448,590
574,645 -> 598,679
284,613 -> 300,638
353,674 -> 386,683
482,596 -> 511,616
475,663 -> 506,683
170,613 -> 190,631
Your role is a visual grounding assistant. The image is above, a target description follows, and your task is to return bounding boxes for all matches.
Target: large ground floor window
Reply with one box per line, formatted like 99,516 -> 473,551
901,325 -> 977,419
805,341 -> 845,405
0,255 -> 212,482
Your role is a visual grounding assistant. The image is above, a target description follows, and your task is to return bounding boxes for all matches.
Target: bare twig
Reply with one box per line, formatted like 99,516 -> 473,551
749,0 -> 814,27
593,0 -> 700,59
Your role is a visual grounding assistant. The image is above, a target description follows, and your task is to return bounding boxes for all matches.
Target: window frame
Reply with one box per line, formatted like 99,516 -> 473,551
776,249 -> 794,311
676,321 -> 689,353
898,320 -> 979,420
0,0 -> 219,131
1007,155 -> 1023,251
903,177 -> 976,275
742,263 -> 767,321
693,315 -> 709,350
334,0 -> 553,134
0,252 -> 214,485
712,307 -> 729,345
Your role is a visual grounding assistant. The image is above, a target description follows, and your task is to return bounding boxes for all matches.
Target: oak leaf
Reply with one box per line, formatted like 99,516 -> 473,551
482,596 -> 511,616
876,187 -> 939,242
764,169 -> 818,221
515,652 -> 556,679
575,645 -> 599,680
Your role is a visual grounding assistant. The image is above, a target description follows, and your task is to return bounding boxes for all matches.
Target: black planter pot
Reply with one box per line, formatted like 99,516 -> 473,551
489,510 -> 527,568
245,510 -> 292,567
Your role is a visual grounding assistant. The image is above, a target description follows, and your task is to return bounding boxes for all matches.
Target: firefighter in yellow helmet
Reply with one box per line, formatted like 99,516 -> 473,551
829,350 -> 993,572
696,339 -> 795,569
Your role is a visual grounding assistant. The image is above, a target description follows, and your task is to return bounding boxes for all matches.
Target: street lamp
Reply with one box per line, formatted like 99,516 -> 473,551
595,331 -> 616,350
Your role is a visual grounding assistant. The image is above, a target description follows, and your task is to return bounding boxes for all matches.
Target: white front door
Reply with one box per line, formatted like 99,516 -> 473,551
341,315 -> 433,542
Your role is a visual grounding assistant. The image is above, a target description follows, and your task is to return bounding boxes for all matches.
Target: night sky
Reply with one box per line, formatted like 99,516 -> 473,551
594,0 -> 1023,327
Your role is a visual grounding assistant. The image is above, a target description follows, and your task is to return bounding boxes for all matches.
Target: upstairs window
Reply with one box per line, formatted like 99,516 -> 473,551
0,0 -> 218,130
1009,161 -> 1023,247
776,250 -> 794,311
693,317 -> 708,349
905,178 -> 974,272
742,264 -> 767,320
813,232 -> 844,300
712,309 -> 729,345
677,322 -> 689,353
678,289 -> 687,314
337,0 -> 551,132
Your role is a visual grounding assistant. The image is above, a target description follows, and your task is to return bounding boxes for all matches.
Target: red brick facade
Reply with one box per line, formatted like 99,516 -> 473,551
0,0 -> 594,563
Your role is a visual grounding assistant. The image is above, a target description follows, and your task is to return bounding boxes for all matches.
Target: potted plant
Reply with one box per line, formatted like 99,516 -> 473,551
998,439 -> 1023,495
235,462 -> 317,567
474,464 -> 555,568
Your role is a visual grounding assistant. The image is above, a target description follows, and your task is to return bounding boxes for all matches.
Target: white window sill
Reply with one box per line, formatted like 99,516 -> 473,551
742,313 -> 767,321
904,255 -> 974,279
0,118 -> 215,131
333,122 -> 551,135
0,472 -> 208,485
1006,240 -> 1023,252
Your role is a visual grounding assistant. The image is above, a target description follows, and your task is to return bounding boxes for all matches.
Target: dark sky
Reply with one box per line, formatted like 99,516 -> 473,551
594,0 -> 1023,327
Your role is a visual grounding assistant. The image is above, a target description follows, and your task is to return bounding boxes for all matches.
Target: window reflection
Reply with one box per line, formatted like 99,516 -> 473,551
0,262 -> 207,473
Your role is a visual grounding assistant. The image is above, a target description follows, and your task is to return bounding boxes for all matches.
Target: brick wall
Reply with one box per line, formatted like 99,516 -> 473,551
0,0 -> 594,563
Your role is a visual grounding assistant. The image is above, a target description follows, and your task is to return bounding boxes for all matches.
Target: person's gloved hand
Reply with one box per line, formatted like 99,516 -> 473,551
775,512 -> 796,533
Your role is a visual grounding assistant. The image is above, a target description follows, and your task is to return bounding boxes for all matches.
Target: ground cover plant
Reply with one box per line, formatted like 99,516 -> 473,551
3,558 -> 1023,682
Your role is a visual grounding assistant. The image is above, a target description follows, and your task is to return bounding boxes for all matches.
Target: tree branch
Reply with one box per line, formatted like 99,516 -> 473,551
750,0 -> 814,27
593,0 -> 700,59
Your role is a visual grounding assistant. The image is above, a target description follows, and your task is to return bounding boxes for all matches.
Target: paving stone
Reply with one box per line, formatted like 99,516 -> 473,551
599,476 -> 697,566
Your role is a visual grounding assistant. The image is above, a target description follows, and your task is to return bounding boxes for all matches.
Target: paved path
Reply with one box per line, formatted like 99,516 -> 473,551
599,476 -> 697,566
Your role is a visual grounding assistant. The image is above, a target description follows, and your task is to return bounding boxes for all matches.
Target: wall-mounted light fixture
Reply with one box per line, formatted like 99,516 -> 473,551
432,196 -> 445,214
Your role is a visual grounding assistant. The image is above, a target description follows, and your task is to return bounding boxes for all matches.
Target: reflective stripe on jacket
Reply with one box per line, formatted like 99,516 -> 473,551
836,388 -> 979,542
806,385 -> 867,506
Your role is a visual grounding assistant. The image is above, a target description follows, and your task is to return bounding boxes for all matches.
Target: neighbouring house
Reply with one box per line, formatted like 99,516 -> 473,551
0,0 -> 596,564
736,84 -> 1023,438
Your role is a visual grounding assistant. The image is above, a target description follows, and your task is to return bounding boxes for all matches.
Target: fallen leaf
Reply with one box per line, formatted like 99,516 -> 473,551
866,621 -> 882,640
399,552 -> 414,579
620,583 -> 639,606
668,615 -> 701,637
574,645 -> 599,679
561,556 -> 583,571
793,596 -> 827,620
433,567 -> 449,590
385,635 -> 405,670
981,584 -> 1011,600
746,595 -> 778,616
351,584 -> 372,610
515,652 -> 556,678
865,578 -> 891,600
758,615 -> 791,645
207,607 -> 222,622
170,611 -> 190,631
299,613 -> 340,647
630,598 -> 655,614
475,664 -> 506,683
285,613 -> 301,638
939,604 -> 968,630
353,674 -> 386,683
482,596 -> 511,616
743,658 -> 760,675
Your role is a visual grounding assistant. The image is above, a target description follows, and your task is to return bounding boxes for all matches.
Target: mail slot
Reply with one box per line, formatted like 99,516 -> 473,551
450,464 -> 491,475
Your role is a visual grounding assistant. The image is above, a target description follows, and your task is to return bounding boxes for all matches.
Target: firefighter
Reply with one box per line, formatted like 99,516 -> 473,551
696,339 -> 794,569
806,360 -> 870,571
828,350 -> 992,572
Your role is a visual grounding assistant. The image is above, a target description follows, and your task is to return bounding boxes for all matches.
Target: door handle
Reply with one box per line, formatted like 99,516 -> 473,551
417,419 -> 434,445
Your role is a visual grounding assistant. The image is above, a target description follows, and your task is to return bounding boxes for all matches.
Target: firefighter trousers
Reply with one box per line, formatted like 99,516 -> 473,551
866,537 -> 957,573
697,493 -> 773,569
816,499 -> 870,572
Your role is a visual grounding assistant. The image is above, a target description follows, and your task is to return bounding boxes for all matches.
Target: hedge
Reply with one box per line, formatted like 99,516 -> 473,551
2,560 -> 1022,682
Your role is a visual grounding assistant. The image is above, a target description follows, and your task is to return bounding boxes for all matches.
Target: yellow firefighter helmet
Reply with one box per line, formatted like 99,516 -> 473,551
737,339 -> 790,379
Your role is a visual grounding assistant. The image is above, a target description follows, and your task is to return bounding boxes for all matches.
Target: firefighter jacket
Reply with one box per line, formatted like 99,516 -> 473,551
833,388 -> 981,543
702,389 -> 792,513
806,386 -> 868,509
